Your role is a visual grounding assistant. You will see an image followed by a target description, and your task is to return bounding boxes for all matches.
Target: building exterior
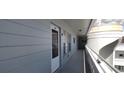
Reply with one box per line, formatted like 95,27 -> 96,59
0,19 -> 79,73
0,19 -> 123,73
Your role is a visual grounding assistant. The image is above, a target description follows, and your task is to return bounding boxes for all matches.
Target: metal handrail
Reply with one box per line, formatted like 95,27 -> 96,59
86,46 -> 119,73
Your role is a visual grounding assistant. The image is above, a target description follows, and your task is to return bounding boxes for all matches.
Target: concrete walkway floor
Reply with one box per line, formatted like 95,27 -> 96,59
56,50 -> 84,73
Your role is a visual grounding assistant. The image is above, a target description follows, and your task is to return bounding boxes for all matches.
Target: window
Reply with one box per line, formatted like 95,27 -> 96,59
52,29 -> 58,58
68,34 -> 71,52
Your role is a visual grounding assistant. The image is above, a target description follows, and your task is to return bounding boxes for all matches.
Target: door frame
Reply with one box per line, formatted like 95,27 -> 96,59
51,23 -> 61,72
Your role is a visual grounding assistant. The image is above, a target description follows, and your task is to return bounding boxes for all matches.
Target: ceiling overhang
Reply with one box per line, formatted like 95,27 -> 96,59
63,19 -> 92,36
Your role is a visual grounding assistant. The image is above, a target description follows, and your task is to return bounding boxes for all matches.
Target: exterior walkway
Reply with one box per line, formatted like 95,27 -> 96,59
56,50 -> 84,73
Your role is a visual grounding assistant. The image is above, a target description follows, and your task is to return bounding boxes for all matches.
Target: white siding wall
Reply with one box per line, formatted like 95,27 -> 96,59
0,19 -> 51,72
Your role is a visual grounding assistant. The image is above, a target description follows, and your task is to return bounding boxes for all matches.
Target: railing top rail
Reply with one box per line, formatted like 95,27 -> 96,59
86,46 -> 119,73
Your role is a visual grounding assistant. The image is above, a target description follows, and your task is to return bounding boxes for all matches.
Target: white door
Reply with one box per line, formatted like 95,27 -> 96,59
51,24 -> 60,72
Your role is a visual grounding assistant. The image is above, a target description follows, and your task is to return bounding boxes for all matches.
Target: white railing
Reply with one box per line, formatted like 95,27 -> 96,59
85,46 -> 119,73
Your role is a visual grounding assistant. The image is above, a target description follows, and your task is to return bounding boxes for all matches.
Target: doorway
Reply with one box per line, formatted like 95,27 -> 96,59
51,24 -> 60,72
